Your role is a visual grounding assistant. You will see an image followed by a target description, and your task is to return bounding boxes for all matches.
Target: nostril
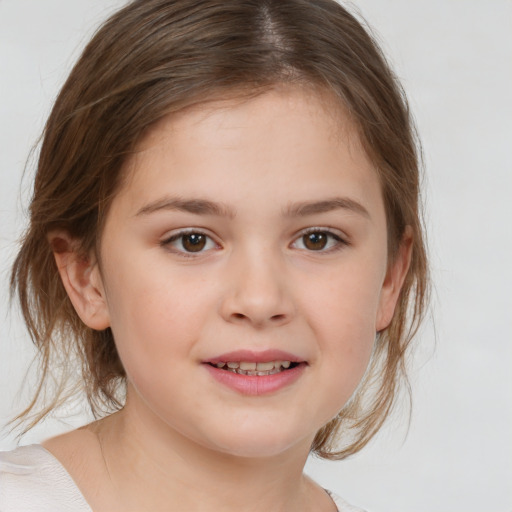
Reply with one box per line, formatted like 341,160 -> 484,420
229,312 -> 287,324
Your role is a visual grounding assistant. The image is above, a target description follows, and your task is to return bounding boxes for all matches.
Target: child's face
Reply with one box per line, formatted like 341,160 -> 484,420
82,87 -> 406,457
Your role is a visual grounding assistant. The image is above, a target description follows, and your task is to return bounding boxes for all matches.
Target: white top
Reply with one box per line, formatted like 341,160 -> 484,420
0,445 -> 366,511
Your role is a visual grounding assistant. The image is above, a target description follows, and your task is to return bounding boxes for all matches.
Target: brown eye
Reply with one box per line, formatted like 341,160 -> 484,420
302,232 -> 328,251
163,230 -> 217,255
181,233 -> 207,252
291,229 -> 345,253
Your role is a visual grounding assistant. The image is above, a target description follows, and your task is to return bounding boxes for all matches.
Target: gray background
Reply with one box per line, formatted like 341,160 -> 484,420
1,1 -> 511,510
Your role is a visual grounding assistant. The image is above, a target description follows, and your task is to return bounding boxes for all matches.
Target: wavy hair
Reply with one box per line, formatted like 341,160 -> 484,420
11,0 -> 428,459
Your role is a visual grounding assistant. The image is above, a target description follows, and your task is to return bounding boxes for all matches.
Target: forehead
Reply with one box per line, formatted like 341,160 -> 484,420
115,86 -> 380,215
132,85 -> 364,161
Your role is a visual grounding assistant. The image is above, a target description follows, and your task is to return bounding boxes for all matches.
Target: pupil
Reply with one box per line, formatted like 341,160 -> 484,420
304,232 -> 327,250
183,234 -> 206,252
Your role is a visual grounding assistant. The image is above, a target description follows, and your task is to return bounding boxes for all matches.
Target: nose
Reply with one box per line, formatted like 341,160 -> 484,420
219,248 -> 295,328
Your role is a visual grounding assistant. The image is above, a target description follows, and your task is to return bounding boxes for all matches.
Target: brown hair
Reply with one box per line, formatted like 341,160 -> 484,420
11,0 -> 428,459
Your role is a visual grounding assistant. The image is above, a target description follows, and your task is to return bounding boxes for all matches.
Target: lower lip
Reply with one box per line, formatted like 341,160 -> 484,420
203,363 -> 306,396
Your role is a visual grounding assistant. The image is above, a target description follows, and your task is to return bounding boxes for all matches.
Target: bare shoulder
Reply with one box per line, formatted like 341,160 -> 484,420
42,419 -> 117,511
42,421 -> 104,472
302,474 -> 340,512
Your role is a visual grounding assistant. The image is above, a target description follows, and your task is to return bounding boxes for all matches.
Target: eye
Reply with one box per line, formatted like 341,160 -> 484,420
162,231 -> 218,254
292,229 -> 346,252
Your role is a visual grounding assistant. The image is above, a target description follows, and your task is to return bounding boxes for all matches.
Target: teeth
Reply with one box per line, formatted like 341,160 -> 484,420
239,362 -> 256,371
256,361 -> 274,371
214,360 -> 293,375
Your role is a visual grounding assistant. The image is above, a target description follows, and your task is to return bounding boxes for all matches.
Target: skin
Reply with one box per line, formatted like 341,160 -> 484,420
46,86 -> 411,512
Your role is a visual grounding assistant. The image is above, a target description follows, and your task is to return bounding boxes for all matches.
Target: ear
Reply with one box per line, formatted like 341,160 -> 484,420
49,231 -> 110,331
376,227 -> 413,332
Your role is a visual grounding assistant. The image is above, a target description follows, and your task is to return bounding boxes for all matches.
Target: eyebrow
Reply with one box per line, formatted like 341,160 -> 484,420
284,197 -> 370,219
135,197 -> 235,218
135,196 -> 369,220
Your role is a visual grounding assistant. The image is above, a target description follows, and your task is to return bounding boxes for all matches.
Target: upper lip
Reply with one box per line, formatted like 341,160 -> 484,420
203,349 -> 305,365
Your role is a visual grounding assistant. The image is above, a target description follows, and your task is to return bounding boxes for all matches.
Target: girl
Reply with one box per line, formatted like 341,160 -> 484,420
1,0 -> 428,510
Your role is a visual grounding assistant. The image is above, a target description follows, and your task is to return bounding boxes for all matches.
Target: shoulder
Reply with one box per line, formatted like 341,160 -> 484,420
326,489 -> 368,512
0,445 -> 91,512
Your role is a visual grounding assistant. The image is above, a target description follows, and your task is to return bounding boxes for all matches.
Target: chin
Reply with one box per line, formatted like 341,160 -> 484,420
198,420 -> 313,460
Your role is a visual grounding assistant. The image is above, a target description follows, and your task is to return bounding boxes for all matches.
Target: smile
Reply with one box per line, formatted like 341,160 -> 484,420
212,360 -> 294,376
203,350 -> 306,395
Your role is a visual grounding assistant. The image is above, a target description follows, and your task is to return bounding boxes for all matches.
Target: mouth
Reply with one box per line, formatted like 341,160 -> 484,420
207,360 -> 300,376
202,350 -> 307,395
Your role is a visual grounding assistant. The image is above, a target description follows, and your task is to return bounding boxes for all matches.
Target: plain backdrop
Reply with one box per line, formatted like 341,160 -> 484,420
1,1 -> 511,511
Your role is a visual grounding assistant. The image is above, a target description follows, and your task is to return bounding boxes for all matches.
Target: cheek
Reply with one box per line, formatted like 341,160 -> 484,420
102,265 -> 201,381
303,259 -> 384,338
298,260 -> 382,394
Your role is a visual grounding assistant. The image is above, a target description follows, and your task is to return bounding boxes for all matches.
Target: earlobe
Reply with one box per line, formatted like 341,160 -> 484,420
376,227 -> 413,332
49,232 -> 110,331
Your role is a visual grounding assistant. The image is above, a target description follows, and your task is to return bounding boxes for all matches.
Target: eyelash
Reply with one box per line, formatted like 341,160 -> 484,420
291,227 -> 348,253
160,227 -> 348,256
160,229 -> 219,257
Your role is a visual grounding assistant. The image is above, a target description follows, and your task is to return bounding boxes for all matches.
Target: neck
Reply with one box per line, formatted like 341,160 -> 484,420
91,399 -> 328,512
